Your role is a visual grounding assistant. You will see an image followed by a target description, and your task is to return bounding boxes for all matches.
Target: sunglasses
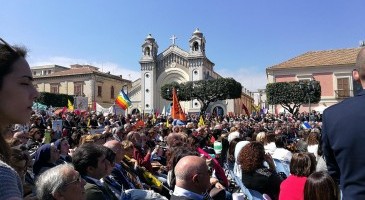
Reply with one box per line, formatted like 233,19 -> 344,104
0,37 -> 17,53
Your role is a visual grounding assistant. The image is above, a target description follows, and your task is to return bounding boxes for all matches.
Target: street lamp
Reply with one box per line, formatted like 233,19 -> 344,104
299,79 -> 317,114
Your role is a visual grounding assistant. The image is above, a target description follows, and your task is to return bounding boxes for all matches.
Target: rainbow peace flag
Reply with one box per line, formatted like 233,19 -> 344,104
115,90 -> 132,110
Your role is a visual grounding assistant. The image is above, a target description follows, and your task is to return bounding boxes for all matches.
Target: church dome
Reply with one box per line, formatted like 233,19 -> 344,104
145,34 -> 155,42
193,28 -> 203,37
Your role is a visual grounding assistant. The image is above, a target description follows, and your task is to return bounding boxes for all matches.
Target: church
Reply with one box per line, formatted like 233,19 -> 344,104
128,29 -> 254,116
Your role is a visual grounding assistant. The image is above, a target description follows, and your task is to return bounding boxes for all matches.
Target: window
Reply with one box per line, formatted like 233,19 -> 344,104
193,42 -> 199,51
50,84 -> 59,94
111,86 -> 114,99
97,86 -> 102,97
145,47 -> 151,56
48,70 -> 52,74
74,83 -> 83,96
33,71 -> 36,76
337,77 -> 350,98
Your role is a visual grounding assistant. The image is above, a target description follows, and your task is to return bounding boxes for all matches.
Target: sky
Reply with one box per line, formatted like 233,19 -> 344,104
1,0 -> 364,92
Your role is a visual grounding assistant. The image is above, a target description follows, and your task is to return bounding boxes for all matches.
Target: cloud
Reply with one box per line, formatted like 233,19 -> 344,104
29,56 -> 140,81
216,66 -> 267,92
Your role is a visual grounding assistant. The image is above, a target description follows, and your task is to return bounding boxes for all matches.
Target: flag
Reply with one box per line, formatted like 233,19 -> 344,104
67,99 -> 74,111
161,105 -> 166,116
115,90 -> 132,110
302,121 -> 312,129
171,88 -> 186,121
242,103 -> 250,116
198,115 -> 205,127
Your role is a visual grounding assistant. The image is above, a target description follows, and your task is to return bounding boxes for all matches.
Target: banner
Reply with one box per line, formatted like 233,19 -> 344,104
171,88 -> 186,121
75,96 -> 88,110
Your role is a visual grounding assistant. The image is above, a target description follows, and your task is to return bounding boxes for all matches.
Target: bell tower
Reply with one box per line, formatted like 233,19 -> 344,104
189,28 -> 206,56
140,34 -> 158,114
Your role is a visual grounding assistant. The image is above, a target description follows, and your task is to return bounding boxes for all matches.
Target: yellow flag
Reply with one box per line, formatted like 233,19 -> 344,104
198,115 -> 205,127
68,99 -> 74,111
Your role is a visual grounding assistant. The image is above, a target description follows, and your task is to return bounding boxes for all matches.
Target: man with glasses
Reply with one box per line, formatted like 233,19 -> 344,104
171,156 -> 212,200
35,163 -> 86,200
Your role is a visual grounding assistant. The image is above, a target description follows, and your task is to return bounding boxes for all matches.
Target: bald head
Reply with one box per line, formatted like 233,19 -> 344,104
104,140 -> 120,151
354,48 -> 365,84
174,156 -> 206,181
356,48 -> 365,69
174,155 -> 210,194
104,140 -> 123,162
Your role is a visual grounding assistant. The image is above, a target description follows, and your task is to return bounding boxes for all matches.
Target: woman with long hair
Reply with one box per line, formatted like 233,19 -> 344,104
0,38 -> 39,199
304,171 -> 340,200
237,142 -> 283,200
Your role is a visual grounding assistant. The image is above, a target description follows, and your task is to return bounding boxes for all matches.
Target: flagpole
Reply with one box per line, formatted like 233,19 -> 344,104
122,84 -> 128,116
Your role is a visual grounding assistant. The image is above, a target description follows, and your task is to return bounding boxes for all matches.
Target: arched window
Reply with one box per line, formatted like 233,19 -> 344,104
132,108 -> 140,114
193,42 -> 199,51
145,47 -> 151,56
111,86 -> 114,99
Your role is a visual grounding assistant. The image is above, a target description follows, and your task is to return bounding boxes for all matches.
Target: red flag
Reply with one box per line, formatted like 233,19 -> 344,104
242,103 -> 250,116
171,88 -> 186,121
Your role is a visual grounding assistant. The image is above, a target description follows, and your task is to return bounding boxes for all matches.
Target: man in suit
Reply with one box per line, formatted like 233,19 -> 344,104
322,48 -> 365,199
72,143 -> 118,200
171,156 -> 211,200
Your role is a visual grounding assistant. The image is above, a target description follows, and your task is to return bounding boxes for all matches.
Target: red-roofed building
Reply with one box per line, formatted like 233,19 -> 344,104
266,47 -> 364,113
31,64 -> 132,109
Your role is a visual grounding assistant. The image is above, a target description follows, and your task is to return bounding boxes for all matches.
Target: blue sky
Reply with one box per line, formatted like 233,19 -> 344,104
1,0 -> 364,91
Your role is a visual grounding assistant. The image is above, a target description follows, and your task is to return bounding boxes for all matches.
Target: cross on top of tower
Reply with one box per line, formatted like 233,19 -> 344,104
170,35 -> 177,45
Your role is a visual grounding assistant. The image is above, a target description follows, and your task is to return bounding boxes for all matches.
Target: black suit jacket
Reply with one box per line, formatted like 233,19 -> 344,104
322,90 -> 365,199
83,176 -> 118,200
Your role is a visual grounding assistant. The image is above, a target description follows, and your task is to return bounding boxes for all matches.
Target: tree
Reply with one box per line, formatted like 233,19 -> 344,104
36,92 -> 75,107
161,78 -> 242,115
266,80 -> 321,115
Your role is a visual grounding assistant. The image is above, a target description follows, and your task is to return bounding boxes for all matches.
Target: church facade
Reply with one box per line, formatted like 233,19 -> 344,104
128,29 -> 254,116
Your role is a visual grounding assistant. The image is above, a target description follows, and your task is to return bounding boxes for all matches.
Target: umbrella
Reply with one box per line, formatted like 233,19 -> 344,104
32,102 -> 47,110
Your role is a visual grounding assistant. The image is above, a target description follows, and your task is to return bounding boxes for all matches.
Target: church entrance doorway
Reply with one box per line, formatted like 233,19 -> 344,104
212,106 -> 224,116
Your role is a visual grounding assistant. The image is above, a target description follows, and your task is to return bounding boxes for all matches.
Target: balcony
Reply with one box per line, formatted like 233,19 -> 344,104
335,90 -> 353,99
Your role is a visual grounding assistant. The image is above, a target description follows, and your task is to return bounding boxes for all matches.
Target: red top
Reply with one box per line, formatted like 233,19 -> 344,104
133,147 -> 152,172
279,175 -> 307,200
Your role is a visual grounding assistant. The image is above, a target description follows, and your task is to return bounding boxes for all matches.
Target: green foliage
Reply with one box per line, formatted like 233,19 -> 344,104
266,80 -> 321,114
161,78 -> 242,114
35,92 -> 75,107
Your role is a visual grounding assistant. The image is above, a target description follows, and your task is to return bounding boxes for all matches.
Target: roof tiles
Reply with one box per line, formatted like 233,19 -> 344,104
269,48 -> 362,69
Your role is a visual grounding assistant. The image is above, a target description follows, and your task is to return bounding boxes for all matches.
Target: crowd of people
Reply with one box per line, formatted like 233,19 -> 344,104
3,106 -> 340,200
3,38 -> 364,200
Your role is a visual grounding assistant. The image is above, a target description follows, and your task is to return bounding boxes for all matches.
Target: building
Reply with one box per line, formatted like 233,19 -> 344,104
128,29 -> 254,116
32,64 -> 132,109
266,47 -> 363,113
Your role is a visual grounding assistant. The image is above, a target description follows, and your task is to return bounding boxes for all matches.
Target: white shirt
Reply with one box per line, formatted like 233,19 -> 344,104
272,148 -> 292,162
